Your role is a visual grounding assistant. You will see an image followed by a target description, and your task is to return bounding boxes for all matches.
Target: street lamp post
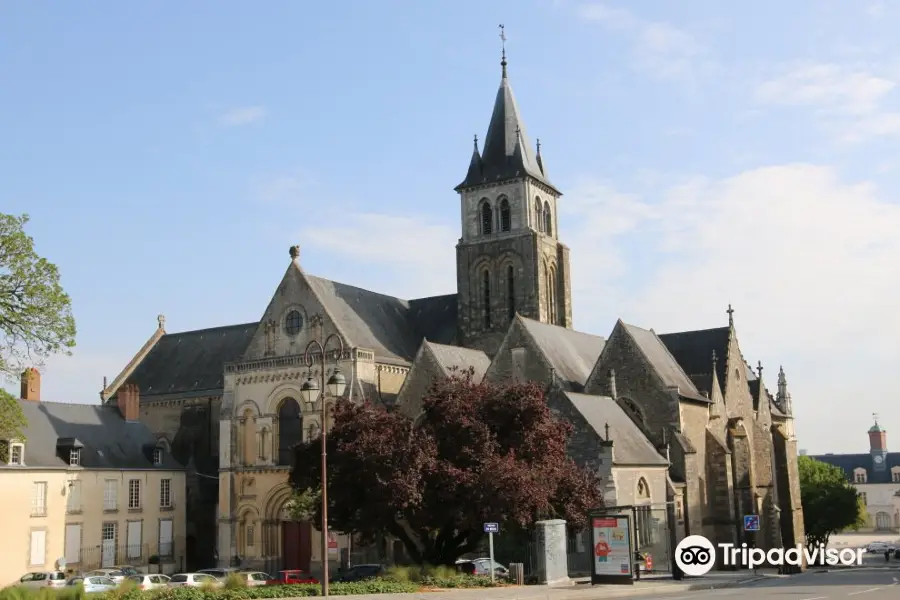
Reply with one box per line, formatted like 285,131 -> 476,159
300,334 -> 347,599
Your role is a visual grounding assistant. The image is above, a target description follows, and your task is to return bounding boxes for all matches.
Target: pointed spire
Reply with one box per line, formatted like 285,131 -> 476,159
778,365 -> 786,387
756,361 -> 763,379
455,26 -> 558,193
499,24 -> 507,78
711,349 -> 718,368
535,138 -> 545,176
727,303 -> 735,327
473,134 -> 479,151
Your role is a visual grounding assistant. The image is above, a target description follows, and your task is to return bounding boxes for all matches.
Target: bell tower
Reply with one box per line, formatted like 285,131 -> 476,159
454,27 -> 573,356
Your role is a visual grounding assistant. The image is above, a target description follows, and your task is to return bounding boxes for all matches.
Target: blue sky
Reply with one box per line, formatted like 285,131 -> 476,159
3,0 -> 900,453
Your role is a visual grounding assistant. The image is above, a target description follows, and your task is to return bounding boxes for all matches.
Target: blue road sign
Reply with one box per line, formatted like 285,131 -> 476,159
743,515 -> 760,531
484,522 -> 499,533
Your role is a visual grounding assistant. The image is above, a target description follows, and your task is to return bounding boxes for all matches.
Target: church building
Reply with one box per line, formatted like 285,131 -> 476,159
100,44 -> 805,574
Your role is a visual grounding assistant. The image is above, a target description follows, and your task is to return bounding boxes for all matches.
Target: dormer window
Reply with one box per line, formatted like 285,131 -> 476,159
5,442 -> 25,466
69,448 -> 81,466
153,448 -> 163,465
853,467 -> 867,484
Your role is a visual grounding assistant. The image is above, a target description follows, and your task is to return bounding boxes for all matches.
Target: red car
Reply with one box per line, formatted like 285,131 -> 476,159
265,570 -> 319,585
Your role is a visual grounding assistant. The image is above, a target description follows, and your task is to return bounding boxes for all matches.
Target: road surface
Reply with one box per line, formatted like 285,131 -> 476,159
628,568 -> 899,600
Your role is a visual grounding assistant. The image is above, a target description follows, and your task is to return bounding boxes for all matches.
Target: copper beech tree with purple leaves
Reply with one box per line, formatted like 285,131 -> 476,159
289,370 -> 603,566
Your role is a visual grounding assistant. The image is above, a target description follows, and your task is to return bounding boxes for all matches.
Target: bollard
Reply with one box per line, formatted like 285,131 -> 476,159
509,562 -> 525,585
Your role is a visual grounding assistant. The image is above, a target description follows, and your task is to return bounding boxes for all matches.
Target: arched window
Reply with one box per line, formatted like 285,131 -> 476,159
543,201 -> 552,235
482,269 -> 492,329
242,408 -> 256,466
506,265 -> 515,321
258,427 -> 269,461
546,266 -> 557,324
535,198 -> 543,232
499,198 -> 511,232
277,398 -> 303,466
480,201 -> 493,235
637,478 -> 651,499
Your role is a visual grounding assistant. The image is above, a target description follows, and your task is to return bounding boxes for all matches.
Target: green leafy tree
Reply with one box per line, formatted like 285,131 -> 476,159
0,213 -> 76,458
284,487 -> 321,521
798,456 -> 866,551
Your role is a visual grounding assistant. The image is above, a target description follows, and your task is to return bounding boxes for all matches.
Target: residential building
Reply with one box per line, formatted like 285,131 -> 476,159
810,418 -> 900,532
0,369 -> 186,585
100,42 -> 804,575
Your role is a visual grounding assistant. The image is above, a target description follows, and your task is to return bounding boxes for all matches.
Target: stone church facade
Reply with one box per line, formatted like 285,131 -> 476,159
100,49 -> 805,574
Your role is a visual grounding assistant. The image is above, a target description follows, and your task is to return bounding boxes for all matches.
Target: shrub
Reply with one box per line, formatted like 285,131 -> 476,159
384,565 -> 497,589
223,574 -> 247,590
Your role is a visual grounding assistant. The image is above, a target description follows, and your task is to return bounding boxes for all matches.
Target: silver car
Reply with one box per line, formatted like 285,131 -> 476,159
17,572 -> 67,589
167,573 -> 223,588
66,576 -> 117,593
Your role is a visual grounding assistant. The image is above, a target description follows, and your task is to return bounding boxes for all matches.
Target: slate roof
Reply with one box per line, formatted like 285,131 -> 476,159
426,342 -> 491,382
455,64 -> 557,193
657,327 -> 730,397
564,392 -> 669,467
2,400 -> 181,470
520,317 -> 606,392
622,323 -> 708,403
748,380 -> 785,416
124,323 -> 257,400
115,275 -> 459,400
809,452 -> 900,485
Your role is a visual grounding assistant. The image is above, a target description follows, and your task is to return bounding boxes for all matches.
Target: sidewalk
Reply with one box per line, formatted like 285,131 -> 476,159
320,571 -> 764,600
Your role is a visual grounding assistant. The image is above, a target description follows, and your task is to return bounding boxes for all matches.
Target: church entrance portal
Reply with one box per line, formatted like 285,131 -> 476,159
281,521 -> 312,572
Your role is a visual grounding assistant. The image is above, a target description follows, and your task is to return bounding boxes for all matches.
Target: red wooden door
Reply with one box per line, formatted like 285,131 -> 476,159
281,521 -> 312,572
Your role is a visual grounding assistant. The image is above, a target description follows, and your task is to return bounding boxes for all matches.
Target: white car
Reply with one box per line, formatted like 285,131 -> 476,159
167,573 -> 223,588
84,569 -> 126,584
236,572 -> 271,587
866,542 -> 893,553
127,574 -> 171,590
17,572 -> 67,589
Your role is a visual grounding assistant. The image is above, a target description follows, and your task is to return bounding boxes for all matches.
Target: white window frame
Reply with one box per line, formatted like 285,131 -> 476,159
153,448 -> 162,465
69,448 -> 81,466
67,480 -> 82,513
9,442 -> 24,465
32,481 -> 47,517
160,479 -> 172,508
104,479 -> 117,511
128,479 -> 141,509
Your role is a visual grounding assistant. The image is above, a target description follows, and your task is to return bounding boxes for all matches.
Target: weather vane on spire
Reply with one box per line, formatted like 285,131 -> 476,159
499,24 -> 508,76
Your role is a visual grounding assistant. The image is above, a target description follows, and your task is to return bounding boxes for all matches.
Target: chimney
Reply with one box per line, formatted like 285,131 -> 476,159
117,383 -> 141,422
20,368 -> 41,401
607,369 -> 617,400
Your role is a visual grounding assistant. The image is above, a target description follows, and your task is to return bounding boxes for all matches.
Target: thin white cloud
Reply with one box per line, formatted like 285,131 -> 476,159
560,164 -> 900,451
576,3 -> 703,80
220,106 -> 267,127
754,62 -> 900,143
291,164 -> 900,452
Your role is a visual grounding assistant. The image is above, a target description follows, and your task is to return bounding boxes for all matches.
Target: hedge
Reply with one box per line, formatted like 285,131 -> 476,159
0,575 -> 497,600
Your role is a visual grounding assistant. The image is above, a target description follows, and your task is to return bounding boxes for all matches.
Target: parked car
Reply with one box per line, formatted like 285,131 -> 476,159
266,570 -> 319,585
66,576 -> 118,593
114,565 -> 143,577
333,564 -> 386,582
197,568 -> 240,580
127,574 -> 171,590
454,559 -> 508,578
229,572 -> 270,587
17,572 -> 67,589
84,569 -> 126,584
867,542 -> 891,553
167,573 -> 224,588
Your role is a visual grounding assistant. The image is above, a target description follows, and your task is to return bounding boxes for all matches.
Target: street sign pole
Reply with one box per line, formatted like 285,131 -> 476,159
488,531 -> 495,583
483,522 -> 499,583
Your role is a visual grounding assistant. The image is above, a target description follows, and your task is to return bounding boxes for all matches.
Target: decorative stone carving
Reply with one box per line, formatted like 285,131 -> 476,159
533,519 -> 568,585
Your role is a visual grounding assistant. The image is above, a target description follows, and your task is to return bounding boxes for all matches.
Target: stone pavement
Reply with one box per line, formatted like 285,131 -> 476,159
321,570 -> 764,600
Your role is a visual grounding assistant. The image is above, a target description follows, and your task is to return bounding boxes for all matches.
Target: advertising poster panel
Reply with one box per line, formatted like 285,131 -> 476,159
590,513 -> 634,585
